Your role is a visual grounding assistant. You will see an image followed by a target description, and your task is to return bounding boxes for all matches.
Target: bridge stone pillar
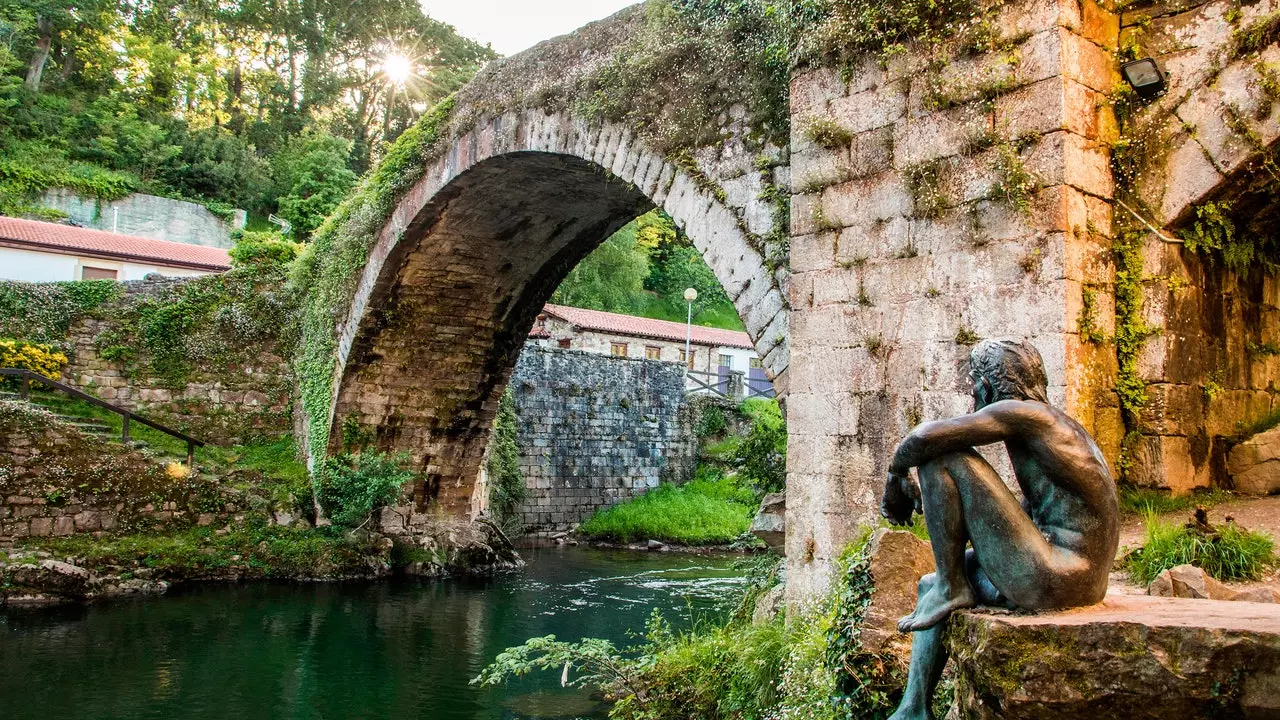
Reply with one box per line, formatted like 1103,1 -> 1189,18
784,0 -> 1123,602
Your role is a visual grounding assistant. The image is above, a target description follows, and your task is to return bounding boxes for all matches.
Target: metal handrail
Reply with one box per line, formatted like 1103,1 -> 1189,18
0,368 -> 204,467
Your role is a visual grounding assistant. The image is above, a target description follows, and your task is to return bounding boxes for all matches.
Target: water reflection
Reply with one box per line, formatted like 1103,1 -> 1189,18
0,546 -> 743,720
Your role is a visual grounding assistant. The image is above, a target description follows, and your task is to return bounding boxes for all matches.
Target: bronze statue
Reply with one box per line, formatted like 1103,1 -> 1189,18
882,338 -> 1119,720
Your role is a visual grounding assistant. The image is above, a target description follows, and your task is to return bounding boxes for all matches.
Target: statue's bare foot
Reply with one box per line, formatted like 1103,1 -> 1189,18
897,582 -> 975,632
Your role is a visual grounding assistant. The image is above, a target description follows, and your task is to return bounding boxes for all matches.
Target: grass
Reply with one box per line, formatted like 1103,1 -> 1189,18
577,471 -> 757,545
1240,408 -> 1280,439
1125,512 -> 1276,584
22,523 -> 374,579
1118,485 -> 1235,516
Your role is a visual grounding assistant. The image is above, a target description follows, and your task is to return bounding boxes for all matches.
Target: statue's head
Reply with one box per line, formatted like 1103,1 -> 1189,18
968,338 -> 1049,409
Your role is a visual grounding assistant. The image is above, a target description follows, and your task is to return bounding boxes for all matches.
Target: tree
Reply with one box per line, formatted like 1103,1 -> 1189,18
551,222 -> 650,313
272,130 -> 358,238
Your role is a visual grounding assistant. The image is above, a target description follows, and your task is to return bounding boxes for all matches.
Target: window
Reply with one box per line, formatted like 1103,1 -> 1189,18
645,346 -> 662,360
749,357 -> 762,369
558,338 -> 572,349
679,349 -> 694,368
718,353 -> 732,369
610,342 -> 629,357
81,266 -> 118,280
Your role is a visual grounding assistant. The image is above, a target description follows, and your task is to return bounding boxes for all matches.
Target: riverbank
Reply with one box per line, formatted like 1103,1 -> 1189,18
1,517 -> 524,607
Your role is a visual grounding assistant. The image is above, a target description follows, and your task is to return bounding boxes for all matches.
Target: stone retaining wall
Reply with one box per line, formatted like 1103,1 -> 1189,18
59,275 -> 294,445
508,346 -> 694,533
0,402 -> 240,546
41,189 -> 244,248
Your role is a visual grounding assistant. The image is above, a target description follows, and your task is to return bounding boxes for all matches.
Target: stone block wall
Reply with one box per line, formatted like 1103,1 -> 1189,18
507,345 -> 694,533
1115,0 -> 1280,492
784,0 -> 1124,601
52,275 -> 294,445
41,189 -> 243,248
1132,245 -> 1280,492
0,402 -> 241,546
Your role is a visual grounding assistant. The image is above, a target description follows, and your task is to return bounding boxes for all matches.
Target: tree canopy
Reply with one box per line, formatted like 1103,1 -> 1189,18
0,0 -> 496,229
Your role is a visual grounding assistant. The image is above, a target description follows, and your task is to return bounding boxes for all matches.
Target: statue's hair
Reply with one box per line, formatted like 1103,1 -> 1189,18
969,338 -> 1049,403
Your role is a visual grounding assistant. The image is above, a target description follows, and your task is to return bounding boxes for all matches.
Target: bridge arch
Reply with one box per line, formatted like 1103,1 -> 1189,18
307,108 -> 789,515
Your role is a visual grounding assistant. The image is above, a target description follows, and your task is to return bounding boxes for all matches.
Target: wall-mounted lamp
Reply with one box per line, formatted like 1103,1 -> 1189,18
1121,58 -> 1167,100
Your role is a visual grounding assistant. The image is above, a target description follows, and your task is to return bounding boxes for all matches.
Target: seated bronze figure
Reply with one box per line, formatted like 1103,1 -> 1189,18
882,338 -> 1120,720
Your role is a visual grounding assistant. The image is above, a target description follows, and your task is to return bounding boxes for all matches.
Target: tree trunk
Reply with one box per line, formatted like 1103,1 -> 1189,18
24,17 -> 54,93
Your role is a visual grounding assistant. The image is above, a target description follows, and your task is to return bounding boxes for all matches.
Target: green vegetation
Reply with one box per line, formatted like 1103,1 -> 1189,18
228,231 -> 304,268
794,0 -> 987,67
487,388 -> 528,534
477,530 -> 923,720
579,398 -> 786,545
0,280 -> 122,345
1117,485 -> 1234,516
1179,201 -> 1280,274
1125,512 -> 1276,584
577,470 -> 757,545
315,452 -> 416,529
1233,10 -> 1280,58
0,0 -> 494,220
24,523 -> 378,579
804,118 -> 854,149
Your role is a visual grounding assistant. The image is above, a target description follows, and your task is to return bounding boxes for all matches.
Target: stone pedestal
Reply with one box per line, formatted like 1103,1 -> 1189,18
948,594 -> 1280,719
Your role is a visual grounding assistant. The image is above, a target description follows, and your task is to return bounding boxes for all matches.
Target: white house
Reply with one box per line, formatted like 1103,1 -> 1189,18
528,303 -> 774,397
0,216 -> 231,282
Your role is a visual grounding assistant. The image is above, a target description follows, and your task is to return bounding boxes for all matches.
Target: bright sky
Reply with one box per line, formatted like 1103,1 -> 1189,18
420,0 -> 639,56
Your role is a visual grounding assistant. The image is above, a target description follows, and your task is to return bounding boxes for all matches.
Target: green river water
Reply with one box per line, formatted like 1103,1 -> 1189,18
0,546 -> 744,720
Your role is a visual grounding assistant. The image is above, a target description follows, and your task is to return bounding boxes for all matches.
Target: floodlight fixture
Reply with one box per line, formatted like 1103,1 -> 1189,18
1121,58 -> 1167,100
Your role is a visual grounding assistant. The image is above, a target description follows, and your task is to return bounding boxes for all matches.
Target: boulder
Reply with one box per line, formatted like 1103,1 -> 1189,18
862,528 -> 935,656
949,594 -> 1280,719
9,559 -> 91,598
750,492 -> 786,555
1228,426 -> 1280,495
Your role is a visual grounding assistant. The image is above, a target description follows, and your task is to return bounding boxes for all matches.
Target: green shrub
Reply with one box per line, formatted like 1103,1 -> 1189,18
0,338 -> 69,381
734,398 -> 787,493
1126,513 -> 1276,584
229,231 -> 303,268
487,388 -> 527,534
315,451 -> 415,528
695,403 -> 728,438
577,473 -> 756,545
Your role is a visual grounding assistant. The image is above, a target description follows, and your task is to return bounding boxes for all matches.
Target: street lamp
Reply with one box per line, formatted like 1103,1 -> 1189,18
683,287 -> 698,371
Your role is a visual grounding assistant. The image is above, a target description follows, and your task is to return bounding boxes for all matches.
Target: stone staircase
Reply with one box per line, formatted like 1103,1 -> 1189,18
0,390 -> 195,468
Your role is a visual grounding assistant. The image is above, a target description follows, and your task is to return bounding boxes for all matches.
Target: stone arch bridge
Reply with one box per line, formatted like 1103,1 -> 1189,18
297,0 -> 1280,600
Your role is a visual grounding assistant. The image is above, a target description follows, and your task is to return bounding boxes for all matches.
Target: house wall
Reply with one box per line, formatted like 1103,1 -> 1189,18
0,246 -> 214,283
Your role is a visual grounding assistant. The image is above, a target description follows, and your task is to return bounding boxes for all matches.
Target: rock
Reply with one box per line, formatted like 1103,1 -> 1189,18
272,510 -> 296,527
1233,587 -> 1280,604
10,560 -> 91,598
1149,564 -> 1279,603
1228,426 -> 1280,495
646,539 -> 667,551
752,583 -> 785,625
862,528 -> 936,656
949,593 -> 1280,719
750,492 -> 786,555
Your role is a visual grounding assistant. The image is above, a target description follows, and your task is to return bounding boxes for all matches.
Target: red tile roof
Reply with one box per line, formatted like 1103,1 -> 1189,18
538,303 -> 755,349
0,216 -> 231,271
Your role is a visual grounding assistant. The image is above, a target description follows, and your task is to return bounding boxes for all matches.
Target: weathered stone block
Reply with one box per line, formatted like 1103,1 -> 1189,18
950,594 -> 1280,719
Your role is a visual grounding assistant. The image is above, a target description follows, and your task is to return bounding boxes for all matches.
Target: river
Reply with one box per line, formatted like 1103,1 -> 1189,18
0,546 -> 745,720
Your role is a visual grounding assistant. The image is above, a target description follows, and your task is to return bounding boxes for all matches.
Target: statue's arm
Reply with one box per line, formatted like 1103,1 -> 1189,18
888,400 -> 1043,474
